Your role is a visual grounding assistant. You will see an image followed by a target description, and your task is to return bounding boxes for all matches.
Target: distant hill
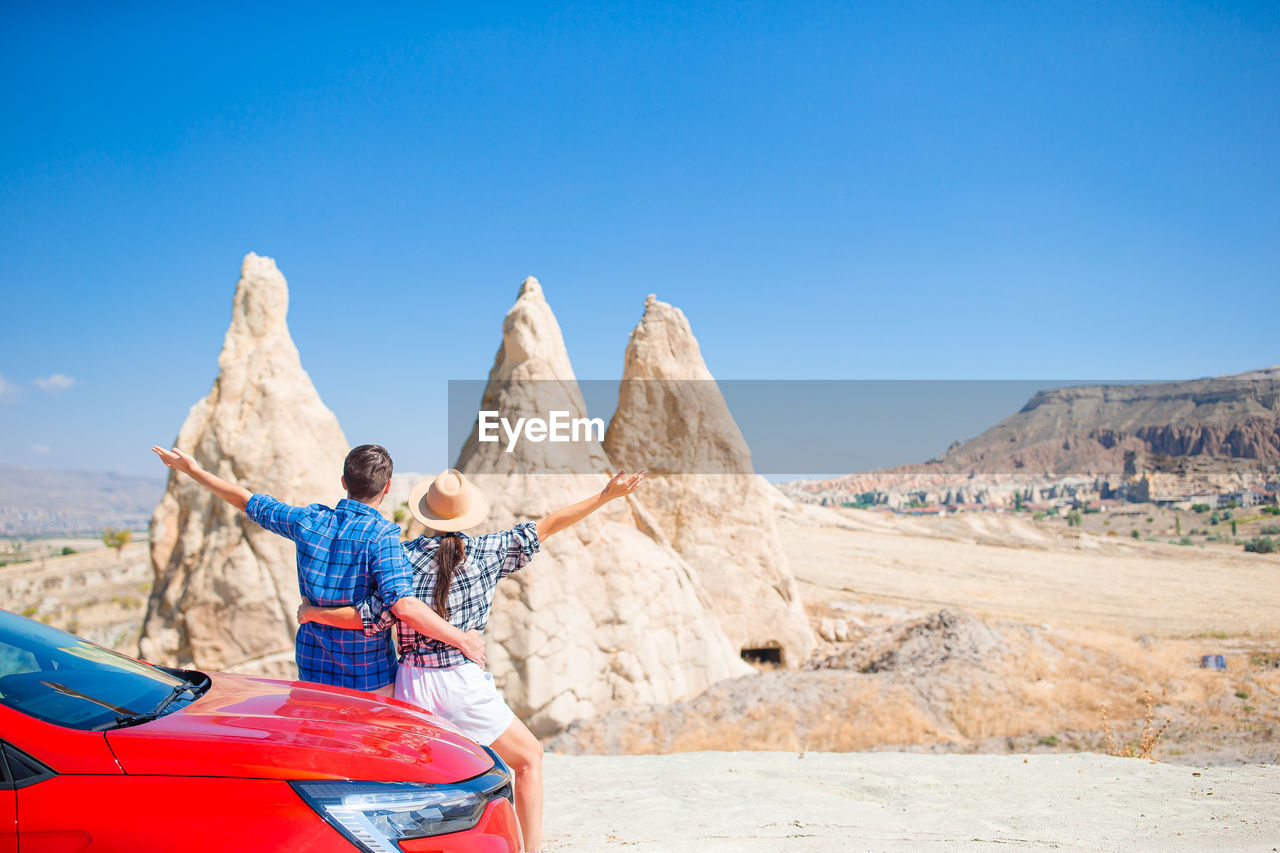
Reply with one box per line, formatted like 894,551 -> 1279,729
0,466 -> 164,535
936,366 -> 1280,476
784,365 -> 1280,506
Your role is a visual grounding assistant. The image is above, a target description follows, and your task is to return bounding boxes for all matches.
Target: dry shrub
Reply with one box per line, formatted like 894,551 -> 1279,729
949,683 -> 1033,740
693,699 -> 801,752
1099,689 -> 1172,759
1251,669 -> 1280,698
658,681 -> 937,753
996,627 -> 1235,737
918,624 -> 1264,750
825,685 -> 937,749
579,678 -> 941,754
991,632 -> 1126,737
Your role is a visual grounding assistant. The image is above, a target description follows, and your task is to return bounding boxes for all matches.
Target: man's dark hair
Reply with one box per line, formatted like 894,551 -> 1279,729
343,445 -> 393,501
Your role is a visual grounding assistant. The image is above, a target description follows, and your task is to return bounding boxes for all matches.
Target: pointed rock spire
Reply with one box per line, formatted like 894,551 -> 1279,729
605,295 -> 815,665
457,279 -> 745,735
140,253 -> 349,676
455,276 -> 610,478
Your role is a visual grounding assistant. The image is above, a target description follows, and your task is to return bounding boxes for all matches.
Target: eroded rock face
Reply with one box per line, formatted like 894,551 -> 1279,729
139,253 -> 348,676
455,278 -> 746,735
604,294 -> 815,666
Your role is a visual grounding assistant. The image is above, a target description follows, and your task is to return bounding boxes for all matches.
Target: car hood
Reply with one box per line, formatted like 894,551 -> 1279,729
106,672 -> 494,784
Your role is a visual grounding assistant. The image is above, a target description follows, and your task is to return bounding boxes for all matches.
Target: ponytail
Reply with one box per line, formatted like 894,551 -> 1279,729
433,533 -> 465,619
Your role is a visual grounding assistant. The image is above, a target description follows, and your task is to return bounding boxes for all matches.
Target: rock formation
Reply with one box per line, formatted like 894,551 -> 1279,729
140,253 -> 349,676
455,278 -> 747,735
604,294 -> 815,665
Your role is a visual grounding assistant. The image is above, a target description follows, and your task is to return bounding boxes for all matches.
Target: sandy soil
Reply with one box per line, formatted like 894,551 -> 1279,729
781,504 -> 1280,638
0,542 -> 151,651
543,751 -> 1280,851
0,534 -> 110,560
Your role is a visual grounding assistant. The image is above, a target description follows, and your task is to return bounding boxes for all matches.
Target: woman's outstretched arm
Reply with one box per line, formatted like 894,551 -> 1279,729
536,470 -> 646,540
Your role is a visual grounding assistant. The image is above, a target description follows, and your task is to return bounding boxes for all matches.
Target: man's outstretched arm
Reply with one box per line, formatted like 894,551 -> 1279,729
152,446 -> 252,511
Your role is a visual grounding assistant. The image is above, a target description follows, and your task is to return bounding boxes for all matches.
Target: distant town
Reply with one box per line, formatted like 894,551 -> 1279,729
0,505 -> 152,538
866,483 -> 1280,518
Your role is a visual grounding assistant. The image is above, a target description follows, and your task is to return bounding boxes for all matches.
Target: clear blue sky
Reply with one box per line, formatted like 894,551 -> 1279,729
2,2 -> 1277,476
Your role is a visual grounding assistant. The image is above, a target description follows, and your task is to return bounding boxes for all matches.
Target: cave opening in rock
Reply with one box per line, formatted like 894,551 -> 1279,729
740,647 -> 782,666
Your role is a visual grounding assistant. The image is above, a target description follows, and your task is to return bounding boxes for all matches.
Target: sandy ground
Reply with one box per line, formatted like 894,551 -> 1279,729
543,751 -> 1280,852
781,504 -> 1280,638
0,542 -> 151,650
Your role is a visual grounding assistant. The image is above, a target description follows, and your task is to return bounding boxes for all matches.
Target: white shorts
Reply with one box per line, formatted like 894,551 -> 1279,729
394,661 -> 516,746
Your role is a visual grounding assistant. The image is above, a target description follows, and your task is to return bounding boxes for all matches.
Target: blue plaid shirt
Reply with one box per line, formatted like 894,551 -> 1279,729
246,494 -> 413,691
358,522 -> 540,669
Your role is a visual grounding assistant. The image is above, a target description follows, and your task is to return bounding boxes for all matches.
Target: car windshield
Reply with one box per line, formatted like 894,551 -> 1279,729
0,609 -> 196,731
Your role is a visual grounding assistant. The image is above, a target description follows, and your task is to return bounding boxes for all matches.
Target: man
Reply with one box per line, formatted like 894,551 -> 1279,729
151,443 -> 483,695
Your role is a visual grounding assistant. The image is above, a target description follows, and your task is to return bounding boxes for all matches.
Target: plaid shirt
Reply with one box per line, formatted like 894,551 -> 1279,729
357,521 -> 540,668
246,493 -> 414,691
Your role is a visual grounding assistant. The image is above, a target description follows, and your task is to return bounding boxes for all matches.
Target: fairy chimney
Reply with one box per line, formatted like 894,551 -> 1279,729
139,253 -> 348,677
455,278 -> 747,735
604,294 -> 815,666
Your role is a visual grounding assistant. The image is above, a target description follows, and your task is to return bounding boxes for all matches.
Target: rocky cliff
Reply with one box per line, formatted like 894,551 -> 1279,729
139,253 -> 348,676
943,374 -> 1280,474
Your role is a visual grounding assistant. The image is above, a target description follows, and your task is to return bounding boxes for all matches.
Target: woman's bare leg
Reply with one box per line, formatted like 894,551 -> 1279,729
489,716 -> 543,852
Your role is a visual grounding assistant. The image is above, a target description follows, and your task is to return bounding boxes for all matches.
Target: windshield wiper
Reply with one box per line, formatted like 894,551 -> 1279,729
42,680 -> 135,715
112,681 -> 201,729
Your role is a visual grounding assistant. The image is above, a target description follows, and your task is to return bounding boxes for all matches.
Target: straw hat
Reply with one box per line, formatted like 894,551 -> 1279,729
406,469 -> 489,532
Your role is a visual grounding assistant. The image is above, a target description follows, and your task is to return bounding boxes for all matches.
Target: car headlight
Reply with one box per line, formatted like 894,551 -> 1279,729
291,747 -> 513,852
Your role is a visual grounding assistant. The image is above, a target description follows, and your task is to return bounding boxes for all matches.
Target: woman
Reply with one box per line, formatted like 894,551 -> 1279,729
299,466 -> 645,853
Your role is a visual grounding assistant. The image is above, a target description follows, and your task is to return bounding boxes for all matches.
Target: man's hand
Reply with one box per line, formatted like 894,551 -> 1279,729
457,630 -> 486,667
601,469 -> 646,502
297,600 -> 315,624
152,445 -> 203,477
150,444 -> 251,511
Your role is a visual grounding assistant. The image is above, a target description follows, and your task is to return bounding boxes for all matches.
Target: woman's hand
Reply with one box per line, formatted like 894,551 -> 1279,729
601,469 -> 646,502
538,470 -> 648,540
297,599 -> 316,624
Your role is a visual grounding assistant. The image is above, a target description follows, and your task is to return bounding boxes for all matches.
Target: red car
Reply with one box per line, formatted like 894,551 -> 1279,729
0,609 -> 520,852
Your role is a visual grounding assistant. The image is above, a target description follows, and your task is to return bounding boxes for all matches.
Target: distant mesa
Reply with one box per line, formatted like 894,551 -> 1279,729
946,371 -> 1280,473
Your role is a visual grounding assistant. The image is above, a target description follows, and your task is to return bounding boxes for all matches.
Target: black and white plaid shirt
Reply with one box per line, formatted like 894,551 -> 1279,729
357,521 -> 541,668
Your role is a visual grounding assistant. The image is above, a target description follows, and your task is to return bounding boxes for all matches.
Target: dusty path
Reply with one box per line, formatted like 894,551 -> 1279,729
781,506 -> 1280,637
543,752 -> 1280,852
